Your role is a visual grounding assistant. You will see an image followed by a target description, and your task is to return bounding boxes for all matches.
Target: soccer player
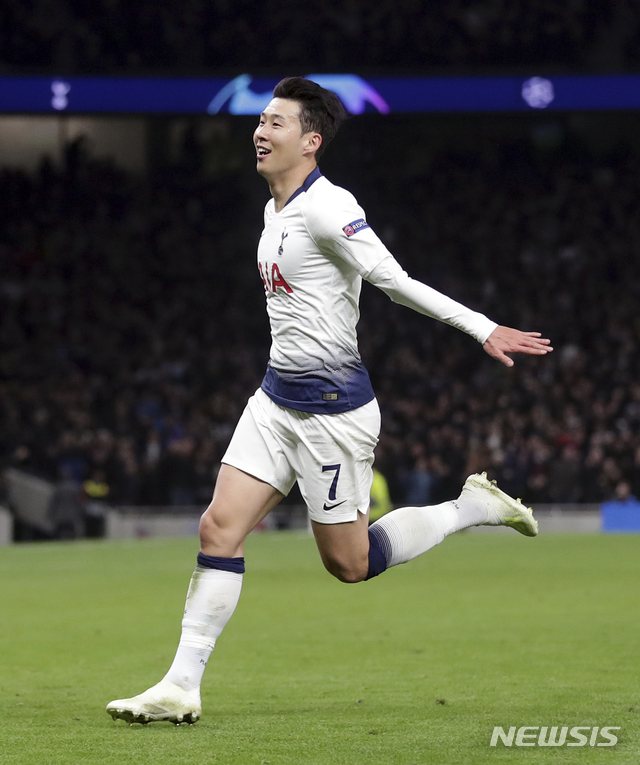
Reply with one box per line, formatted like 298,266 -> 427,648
107,77 -> 552,725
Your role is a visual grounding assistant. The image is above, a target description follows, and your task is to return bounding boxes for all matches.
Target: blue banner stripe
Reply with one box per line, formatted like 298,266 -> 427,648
4,74 -> 640,114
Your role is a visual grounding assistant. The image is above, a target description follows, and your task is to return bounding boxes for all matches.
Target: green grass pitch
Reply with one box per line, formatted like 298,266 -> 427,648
1,531 -> 638,764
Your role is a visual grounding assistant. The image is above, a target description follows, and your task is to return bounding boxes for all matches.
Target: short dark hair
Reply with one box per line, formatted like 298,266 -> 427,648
273,77 -> 346,159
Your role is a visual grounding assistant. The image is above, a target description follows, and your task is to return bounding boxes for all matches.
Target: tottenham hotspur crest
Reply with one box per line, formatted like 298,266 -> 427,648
278,229 -> 288,257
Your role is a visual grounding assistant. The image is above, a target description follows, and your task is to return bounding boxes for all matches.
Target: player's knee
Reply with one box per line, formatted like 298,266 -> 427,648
323,556 -> 368,584
198,507 -> 237,555
198,509 -> 219,546
337,568 -> 367,584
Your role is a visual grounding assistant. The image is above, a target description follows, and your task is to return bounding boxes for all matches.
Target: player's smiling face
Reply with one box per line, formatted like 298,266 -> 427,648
254,98 -> 319,178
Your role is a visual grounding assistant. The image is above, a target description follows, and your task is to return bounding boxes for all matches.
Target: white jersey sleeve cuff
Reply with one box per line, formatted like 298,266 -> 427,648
367,256 -> 498,344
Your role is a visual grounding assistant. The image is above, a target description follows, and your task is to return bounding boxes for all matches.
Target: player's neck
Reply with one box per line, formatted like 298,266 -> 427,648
268,161 -> 318,213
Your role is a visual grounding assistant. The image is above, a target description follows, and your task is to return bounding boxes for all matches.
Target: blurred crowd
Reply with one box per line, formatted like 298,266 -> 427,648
1,0 -> 638,73
2,124 -> 640,510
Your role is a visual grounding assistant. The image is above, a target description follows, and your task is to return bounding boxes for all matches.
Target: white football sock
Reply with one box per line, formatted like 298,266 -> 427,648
164,567 -> 243,691
369,497 -> 487,568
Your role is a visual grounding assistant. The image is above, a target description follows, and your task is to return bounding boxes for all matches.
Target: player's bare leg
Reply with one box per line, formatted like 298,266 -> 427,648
106,466 -> 283,725
313,474 -> 537,584
199,464 -> 285,557
311,510 -> 370,583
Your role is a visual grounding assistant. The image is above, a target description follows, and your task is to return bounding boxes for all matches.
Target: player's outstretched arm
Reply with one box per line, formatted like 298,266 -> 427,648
482,326 -> 553,367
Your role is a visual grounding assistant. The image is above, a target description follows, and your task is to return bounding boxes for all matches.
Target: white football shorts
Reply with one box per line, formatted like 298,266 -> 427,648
222,388 -> 381,524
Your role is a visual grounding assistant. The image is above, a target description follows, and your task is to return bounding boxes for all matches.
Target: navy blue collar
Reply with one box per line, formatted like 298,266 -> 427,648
283,167 -> 322,208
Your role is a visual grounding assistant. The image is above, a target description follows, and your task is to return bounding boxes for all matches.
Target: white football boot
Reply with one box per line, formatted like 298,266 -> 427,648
107,678 -> 201,725
460,472 -> 538,537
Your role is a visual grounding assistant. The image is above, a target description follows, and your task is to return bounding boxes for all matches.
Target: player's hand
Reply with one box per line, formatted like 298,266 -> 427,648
482,326 -> 553,367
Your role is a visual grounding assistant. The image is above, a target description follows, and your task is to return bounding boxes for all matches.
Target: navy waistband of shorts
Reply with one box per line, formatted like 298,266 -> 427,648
261,363 -> 375,414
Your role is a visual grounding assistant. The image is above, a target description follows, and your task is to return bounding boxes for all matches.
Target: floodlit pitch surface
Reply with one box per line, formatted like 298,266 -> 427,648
1,532 -> 638,765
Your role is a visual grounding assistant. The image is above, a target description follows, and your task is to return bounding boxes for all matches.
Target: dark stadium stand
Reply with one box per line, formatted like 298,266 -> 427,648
0,0 -> 634,73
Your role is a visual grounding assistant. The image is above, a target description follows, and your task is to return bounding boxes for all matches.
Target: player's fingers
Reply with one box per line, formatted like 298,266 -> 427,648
499,354 -> 515,367
516,345 -> 552,355
517,334 -> 551,343
515,332 -> 552,345
509,339 -> 550,352
515,338 -> 553,351
485,344 -> 514,367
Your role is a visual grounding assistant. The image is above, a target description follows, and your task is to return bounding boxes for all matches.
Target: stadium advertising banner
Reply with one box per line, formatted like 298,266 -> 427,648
2,73 -> 640,115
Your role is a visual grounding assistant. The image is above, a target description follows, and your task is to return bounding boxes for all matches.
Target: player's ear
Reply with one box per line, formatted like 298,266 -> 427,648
303,132 -> 322,157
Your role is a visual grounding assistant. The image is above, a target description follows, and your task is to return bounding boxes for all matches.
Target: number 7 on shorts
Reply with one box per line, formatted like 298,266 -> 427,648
322,464 -> 341,501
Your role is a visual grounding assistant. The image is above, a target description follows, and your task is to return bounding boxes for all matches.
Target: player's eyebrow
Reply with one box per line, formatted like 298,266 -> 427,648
260,111 -> 294,122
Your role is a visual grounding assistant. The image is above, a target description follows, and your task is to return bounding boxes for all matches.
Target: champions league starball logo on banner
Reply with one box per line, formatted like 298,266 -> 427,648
207,74 -> 390,115
521,77 -> 555,109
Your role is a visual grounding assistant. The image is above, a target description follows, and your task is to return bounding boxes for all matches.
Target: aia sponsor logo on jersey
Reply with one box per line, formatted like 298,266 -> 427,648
342,218 -> 370,237
259,261 -> 293,294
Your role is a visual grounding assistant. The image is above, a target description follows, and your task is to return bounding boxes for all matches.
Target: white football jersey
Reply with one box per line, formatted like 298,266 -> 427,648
257,168 -> 497,414
258,168 -> 387,413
